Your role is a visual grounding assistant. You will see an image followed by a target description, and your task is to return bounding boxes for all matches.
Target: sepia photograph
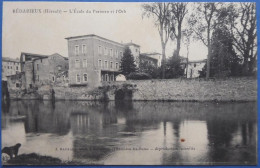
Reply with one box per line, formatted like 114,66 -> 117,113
1,1 -> 258,166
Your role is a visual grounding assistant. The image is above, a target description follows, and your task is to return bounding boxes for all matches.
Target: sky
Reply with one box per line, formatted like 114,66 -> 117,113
2,2 -> 207,61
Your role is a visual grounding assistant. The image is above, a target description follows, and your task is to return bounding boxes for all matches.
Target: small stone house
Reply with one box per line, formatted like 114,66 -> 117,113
20,52 -> 68,89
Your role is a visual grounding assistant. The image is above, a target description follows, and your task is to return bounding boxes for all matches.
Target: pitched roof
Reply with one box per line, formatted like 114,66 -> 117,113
21,52 -> 49,58
50,53 -> 68,60
140,54 -> 158,61
124,42 -> 140,47
2,57 -> 20,63
65,34 -> 124,47
141,52 -> 162,56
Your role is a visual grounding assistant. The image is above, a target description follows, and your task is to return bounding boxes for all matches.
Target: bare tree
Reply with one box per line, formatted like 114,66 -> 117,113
170,3 -> 188,58
142,3 -> 172,79
229,3 -> 257,75
182,28 -> 193,78
189,3 -> 219,79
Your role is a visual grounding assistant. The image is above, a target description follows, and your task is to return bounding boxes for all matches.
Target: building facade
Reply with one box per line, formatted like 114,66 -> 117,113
139,54 -> 158,67
66,34 -> 125,87
20,52 -> 68,89
2,57 -> 21,81
140,52 -> 162,67
34,53 -> 68,85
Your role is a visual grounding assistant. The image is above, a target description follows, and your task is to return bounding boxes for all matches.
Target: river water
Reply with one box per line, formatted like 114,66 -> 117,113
1,100 -> 257,165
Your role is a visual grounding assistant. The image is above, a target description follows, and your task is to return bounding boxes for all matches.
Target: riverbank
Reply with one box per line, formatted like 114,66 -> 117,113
8,77 -> 257,102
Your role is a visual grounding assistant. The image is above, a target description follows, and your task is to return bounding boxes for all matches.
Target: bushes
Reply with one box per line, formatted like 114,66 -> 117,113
127,72 -> 152,80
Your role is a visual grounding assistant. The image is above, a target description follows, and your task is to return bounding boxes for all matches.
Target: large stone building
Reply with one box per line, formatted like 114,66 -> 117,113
20,52 -> 68,89
2,57 -> 21,81
65,34 -> 125,87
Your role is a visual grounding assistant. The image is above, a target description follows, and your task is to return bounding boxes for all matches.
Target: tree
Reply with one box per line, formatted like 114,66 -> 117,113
139,61 -> 159,78
120,47 -> 137,76
170,3 -> 188,58
189,3 -> 219,79
164,50 -> 184,78
229,3 -> 257,75
142,3 -> 172,79
210,26 -> 241,77
182,28 -> 193,78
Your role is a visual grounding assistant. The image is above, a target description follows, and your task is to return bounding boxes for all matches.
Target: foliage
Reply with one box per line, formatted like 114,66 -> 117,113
139,61 -> 160,78
141,2 -> 257,78
120,47 -> 137,76
127,72 -> 152,80
170,3 -> 188,58
189,3 -> 220,78
164,51 -> 185,78
199,64 -> 207,78
210,26 -> 241,77
142,3 -> 172,78
229,3 -> 257,75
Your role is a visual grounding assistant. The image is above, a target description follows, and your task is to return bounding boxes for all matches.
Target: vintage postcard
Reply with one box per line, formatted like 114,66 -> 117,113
1,1 -> 258,166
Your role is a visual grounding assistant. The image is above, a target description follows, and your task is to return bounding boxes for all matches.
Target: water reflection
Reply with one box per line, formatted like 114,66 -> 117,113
1,100 -> 257,165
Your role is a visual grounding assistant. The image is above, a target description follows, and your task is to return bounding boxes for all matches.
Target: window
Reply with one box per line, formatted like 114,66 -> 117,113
16,83 -> 20,88
76,74 -> 81,83
82,44 -> 87,54
98,46 -> 102,54
83,59 -> 87,68
104,60 -> 108,68
98,59 -> 102,67
110,62 -> 113,69
83,74 -> 88,82
75,59 -> 80,68
120,51 -> 123,58
110,49 -> 113,57
115,50 -> 118,58
104,47 -> 108,55
52,76 -> 55,82
75,45 -> 79,55
36,64 -> 39,70
37,75 -> 39,81
115,62 -> 119,69
16,66 -> 18,71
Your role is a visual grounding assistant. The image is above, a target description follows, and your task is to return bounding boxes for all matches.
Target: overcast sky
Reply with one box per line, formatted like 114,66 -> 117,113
3,2 -> 207,61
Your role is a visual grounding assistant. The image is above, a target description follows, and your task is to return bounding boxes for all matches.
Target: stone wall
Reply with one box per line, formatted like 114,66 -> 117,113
8,77 -> 257,102
103,77 -> 257,101
52,85 -> 104,100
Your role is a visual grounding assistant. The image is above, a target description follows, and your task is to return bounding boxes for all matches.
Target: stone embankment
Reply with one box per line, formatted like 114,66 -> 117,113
8,77 -> 257,102
104,77 -> 257,101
